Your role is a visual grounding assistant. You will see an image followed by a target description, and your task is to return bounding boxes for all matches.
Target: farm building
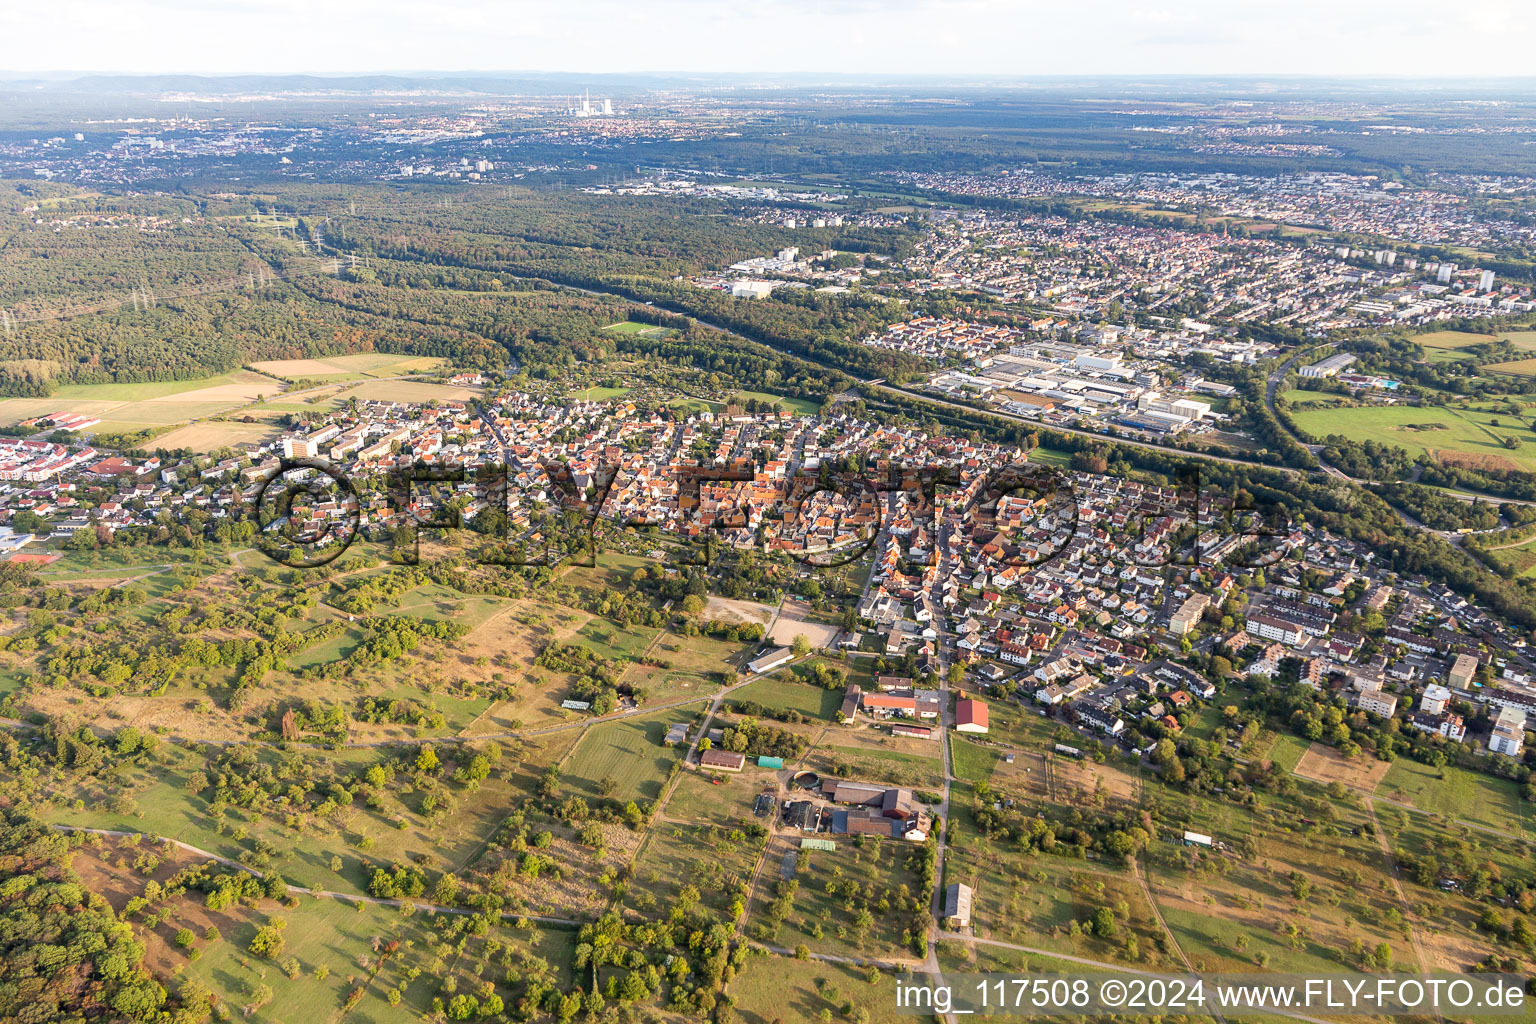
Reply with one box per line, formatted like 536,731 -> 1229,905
748,647 -> 793,674
700,749 -> 746,772
862,692 -> 918,718
944,883 -> 973,928
784,801 -> 822,831
838,685 -> 862,724
955,698 -> 989,733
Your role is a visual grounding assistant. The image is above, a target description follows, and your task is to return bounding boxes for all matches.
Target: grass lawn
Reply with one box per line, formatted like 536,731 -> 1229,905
628,820 -> 765,915
730,677 -> 842,719
387,584 -> 511,629
0,371 -> 275,430
1266,732 -> 1311,772
807,740 -> 946,791
171,892 -> 572,1024
1377,758 -> 1533,836
562,712 -> 685,804
44,746 -> 519,898
950,737 -> 1001,783
733,390 -> 821,416
664,765 -> 776,825
1279,388 -> 1348,405
573,618 -> 659,661
1290,403 -> 1536,472
602,320 -> 668,335
1414,330 -> 1498,350
669,397 -> 723,416
1484,534 -> 1536,577
247,353 -> 445,381
1024,446 -> 1074,467
730,953 -> 909,1024
747,839 -> 924,960
570,385 -> 631,400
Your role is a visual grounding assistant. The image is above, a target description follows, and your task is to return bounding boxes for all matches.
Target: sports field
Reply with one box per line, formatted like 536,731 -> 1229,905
1290,403 -> 1536,472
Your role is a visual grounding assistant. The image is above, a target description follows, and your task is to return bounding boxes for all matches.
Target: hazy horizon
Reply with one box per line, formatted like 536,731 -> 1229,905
3,0 -> 1533,80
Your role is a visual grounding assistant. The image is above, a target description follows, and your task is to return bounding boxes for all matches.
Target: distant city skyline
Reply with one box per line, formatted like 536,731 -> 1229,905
2,0 -> 1533,79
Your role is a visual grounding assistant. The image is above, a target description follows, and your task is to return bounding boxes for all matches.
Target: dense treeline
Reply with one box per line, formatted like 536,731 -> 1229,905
0,811 -> 170,1024
1374,481 -> 1503,532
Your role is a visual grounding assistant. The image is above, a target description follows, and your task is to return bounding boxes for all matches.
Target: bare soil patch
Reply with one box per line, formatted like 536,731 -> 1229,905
1293,741 -> 1392,792
703,595 -> 776,627
1431,449 -> 1522,473
768,617 -> 839,650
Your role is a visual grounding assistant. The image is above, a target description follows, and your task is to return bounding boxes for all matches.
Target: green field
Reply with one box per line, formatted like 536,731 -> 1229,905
730,953 -> 910,1024
1414,330 -> 1500,350
0,369 -> 274,430
730,677 -> 841,719
562,712 -> 687,804
1412,330 -> 1536,375
1279,388 -> 1348,405
748,840 -> 924,959
44,746 -> 520,898
247,353 -> 446,382
1291,403 -> 1536,471
573,618 -> 659,661
733,390 -> 822,415
1482,534 -> 1536,577
1377,758 -> 1534,836
602,320 -> 671,336
1023,446 -> 1074,467
569,385 -> 632,401
806,739 -> 945,790
164,889 -> 574,1024
1266,732 -> 1311,773
669,397 -> 720,416
950,737 -> 1002,783
628,821 -> 764,915
388,584 -> 512,629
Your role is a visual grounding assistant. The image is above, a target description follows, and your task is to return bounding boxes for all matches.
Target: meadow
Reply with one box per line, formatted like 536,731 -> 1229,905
1413,329 -> 1536,376
730,676 -> 842,719
0,370 -> 275,433
1290,403 -> 1536,472
1377,757 -> 1533,837
1481,533 -> 1536,577
627,820 -> 765,916
43,742 -> 524,898
247,352 -> 446,382
562,712 -> 689,805
747,838 -> 924,960
729,953 -> 908,1024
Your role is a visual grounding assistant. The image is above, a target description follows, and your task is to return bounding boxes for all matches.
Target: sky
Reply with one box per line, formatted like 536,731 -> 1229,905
2,0 -> 1534,78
